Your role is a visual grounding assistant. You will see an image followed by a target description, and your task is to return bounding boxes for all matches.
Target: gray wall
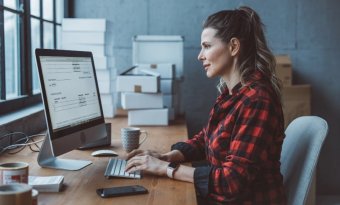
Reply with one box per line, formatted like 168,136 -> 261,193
73,0 -> 340,194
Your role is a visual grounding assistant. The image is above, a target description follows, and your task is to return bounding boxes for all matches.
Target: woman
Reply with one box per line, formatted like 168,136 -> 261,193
126,6 -> 286,204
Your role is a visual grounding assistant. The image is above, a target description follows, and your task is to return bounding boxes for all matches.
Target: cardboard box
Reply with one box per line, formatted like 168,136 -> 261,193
116,67 -> 160,93
121,92 -> 163,109
100,93 -> 115,105
94,56 -> 115,70
62,18 -> 112,32
136,64 -> 175,79
61,43 -> 113,57
96,69 -> 116,82
128,108 -> 169,126
160,79 -> 174,94
62,31 -> 109,45
100,93 -> 117,118
132,35 -> 184,79
282,85 -> 311,127
275,55 -> 292,86
98,80 -> 115,94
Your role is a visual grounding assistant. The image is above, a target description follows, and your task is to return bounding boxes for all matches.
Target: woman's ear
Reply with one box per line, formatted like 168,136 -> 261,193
229,37 -> 240,56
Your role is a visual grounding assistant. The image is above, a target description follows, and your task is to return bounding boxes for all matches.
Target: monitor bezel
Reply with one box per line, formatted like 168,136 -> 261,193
35,49 -> 105,141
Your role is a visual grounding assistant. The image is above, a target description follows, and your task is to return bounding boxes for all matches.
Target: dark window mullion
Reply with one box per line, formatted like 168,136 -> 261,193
0,1 -> 5,100
39,0 -> 43,48
22,0 -> 32,96
53,0 -> 56,48
18,0 -> 25,96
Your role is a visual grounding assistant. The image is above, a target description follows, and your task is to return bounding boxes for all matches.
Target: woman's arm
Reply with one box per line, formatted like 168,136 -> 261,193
125,154 -> 195,183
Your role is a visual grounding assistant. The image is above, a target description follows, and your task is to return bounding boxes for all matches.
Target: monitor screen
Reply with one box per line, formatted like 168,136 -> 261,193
35,49 -> 107,170
39,56 -> 102,132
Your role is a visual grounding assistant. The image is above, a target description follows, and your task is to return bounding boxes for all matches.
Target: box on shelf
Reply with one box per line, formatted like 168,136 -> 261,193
275,55 -> 292,86
121,92 -> 163,109
282,84 -> 311,127
116,67 -> 160,93
128,108 -> 169,126
160,79 -> 174,94
133,35 -> 184,79
136,63 -> 175,79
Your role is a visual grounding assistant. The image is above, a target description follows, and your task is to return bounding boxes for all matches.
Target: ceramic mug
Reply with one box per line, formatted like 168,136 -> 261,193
121,127 -> 148,153
0,183 -> 32,205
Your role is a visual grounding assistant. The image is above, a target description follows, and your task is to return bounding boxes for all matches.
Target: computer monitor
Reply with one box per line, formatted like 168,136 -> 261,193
35,49 -> 107,171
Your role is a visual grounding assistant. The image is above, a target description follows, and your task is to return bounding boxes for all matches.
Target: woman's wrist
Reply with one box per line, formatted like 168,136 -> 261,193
159,161 -> 170,176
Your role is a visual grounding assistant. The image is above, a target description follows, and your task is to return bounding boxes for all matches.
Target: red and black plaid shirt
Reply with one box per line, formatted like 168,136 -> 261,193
172,71 -> 286,204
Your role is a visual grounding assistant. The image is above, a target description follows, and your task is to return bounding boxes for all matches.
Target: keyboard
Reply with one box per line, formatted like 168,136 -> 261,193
104,158 -> 141,179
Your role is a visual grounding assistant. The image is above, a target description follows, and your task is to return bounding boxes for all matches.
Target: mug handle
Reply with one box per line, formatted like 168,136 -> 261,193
139,130 -> 148,146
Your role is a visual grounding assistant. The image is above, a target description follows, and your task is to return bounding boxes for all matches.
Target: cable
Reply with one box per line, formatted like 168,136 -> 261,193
0,132 -> 46,155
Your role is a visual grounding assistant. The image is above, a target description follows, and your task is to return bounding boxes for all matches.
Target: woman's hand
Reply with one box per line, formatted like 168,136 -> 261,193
125,155 -> 169,176
126,149 -> 169,161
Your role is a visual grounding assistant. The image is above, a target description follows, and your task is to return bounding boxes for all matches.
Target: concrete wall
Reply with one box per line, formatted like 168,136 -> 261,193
73,0 -> 340,194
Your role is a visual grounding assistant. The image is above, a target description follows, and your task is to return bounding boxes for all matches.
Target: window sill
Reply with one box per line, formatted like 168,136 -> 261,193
0,103 -> 46,148
0,103 -> 44,125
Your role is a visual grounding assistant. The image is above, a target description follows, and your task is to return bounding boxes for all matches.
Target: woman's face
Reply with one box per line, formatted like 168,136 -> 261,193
198,28 -> 233,78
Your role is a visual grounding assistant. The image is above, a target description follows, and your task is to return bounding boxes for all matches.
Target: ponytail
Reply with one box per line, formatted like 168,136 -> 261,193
238,6 -> 282,101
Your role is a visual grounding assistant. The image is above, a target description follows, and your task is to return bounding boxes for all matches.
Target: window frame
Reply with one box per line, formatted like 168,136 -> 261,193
0,0 -> 64,115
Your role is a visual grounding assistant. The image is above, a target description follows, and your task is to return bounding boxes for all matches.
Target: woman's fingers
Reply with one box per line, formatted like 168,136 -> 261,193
126,149 -> 143,159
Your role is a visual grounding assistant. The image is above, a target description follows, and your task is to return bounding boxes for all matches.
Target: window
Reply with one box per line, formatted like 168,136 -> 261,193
0,0 -> 64,114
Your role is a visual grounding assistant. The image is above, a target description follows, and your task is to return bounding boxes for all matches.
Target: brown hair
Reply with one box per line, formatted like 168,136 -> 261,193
203,6 -> 282,99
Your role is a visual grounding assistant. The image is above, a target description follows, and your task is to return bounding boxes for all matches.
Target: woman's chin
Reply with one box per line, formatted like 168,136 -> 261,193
206,71 -> 215,78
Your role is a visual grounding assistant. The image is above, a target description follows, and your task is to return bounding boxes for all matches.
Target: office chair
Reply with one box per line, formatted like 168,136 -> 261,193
280,116 -> 329,205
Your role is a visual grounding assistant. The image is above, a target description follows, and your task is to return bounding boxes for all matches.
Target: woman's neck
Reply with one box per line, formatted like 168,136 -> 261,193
222,62 -> 241,94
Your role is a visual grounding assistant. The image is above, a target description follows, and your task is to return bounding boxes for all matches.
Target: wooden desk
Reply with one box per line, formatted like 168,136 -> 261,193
0,116 -> 197,205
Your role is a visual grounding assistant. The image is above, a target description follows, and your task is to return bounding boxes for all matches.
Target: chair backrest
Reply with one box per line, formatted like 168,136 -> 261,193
280,116 -> 328,205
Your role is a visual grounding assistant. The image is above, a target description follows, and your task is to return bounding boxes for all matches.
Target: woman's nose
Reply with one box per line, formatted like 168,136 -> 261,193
198,50 -> 204,61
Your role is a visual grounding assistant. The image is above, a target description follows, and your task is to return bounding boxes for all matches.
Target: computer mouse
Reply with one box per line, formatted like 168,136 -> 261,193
91,149 -> 118,157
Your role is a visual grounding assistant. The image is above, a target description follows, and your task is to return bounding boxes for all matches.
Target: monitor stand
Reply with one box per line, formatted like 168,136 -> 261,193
37,134 -> 92,171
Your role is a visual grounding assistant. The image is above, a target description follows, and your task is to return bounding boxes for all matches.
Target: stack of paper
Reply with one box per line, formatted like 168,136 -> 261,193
29,175 -> 64,192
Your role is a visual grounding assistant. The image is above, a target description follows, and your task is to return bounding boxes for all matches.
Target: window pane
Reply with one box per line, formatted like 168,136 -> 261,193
56,25 -> 62,49
43,22 -> 54,49
30,0 -> 40,17
4,11 -> 21,99
4,0 -> 19,10
42,0 -> 54,21
31,18 -> 41,93
56,0 -> 64,23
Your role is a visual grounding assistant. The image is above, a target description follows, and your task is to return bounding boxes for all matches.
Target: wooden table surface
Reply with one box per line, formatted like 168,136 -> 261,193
0,116 -> 197,205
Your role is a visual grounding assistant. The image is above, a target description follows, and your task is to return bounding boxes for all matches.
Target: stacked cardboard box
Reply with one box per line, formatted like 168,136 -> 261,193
275,55 -> 311,127
135,63 -> 177,120
132,35 -> 184,121
61,18 -> 117,118
117,67 -> 168,126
